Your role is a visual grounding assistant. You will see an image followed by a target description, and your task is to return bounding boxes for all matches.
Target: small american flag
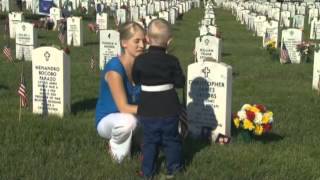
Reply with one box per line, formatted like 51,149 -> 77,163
58,21 -> 66,44
2,46 -> 13,62
58,30 -> 65,44
280,42 -> 290,64
264,32 -> 271,45
18,74 -> 28,108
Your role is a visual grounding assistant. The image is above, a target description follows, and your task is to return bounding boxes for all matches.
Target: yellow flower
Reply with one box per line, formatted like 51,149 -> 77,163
234,118 -> 240,128
249,106 -> 260,113
243,119 -> 254,131
241,104 -> 252,111
254,125 -> 263,135
262,111 -> 273,124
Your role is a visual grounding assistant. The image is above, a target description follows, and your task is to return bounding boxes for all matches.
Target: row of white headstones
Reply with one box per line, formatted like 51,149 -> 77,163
222,0 -> 320,91
1,0 -> 196,14
6,0 -> 235,142
5,1 -> 202,121
185,1 -> 232,141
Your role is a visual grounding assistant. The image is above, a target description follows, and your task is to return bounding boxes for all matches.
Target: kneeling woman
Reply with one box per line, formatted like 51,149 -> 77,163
95,22 -> 145,163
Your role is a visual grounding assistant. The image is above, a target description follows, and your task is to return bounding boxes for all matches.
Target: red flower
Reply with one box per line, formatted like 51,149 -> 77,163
255,104 -> 266,113
263,123 -> 272,133
245,110 -> 255,121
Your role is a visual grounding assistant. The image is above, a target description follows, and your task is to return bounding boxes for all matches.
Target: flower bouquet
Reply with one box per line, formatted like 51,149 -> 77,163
296,41 -> 319,63
233,104 -> 274,142
265,40 -> 278,60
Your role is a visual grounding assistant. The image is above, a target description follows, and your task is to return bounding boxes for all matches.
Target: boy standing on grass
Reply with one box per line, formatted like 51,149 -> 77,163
132,18 -> 185,179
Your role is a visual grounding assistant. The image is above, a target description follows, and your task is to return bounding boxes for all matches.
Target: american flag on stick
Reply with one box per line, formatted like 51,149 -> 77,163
2,46 -> 13,62
264,32 -> 271,45
280,42 -> 290,64
18,73 -> 28,108
58,29 -> 66,44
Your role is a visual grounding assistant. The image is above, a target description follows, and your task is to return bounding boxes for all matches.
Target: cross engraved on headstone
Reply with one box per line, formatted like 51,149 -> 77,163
44,51 -> 50,61
108,33 -> 111,38
202,67 -> 210,78
22,25 -> 26,31
205,38 -> 209,46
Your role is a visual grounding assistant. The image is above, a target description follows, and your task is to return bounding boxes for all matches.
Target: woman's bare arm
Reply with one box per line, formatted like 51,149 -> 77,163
106,71 -> 138,114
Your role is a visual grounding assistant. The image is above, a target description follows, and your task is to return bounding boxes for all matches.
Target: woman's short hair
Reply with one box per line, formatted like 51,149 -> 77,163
118,21 -> 145,41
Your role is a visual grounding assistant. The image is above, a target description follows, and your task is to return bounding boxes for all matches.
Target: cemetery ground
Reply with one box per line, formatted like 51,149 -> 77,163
1,7 -> 320,180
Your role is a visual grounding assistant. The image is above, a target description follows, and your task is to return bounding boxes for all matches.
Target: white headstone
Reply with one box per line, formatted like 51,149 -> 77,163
310,19 -> 320,40
280,28 -> 303,64
255,16 -> 267,37
96,12 -> 108,30
116,8 -> 127,24
293,15 -> 305,30
187,61 -> 232,141
67,16 -> 83,46
313,48 -> 320,90
26,0 -> 33,10
139,5 -> 147,18
158,11 -> 169,22
32,47 -> 70,117
147,3 -> 155,15
2,0 -> 9,12
16,22 -> 37,61
50,7 -> 62,30
9,12 -> 24,39
169,8 -> 176,24
195,35 -> 222,62
263,20 -> 279,48
308,8 -> 318,24
131,6 -> 140,22
154,1 -> 160,13
99,30 -> 121,69
280,11 -> 290,27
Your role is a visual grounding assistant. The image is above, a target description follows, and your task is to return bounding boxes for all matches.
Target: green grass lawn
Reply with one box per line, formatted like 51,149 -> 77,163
1,6 -> 320,180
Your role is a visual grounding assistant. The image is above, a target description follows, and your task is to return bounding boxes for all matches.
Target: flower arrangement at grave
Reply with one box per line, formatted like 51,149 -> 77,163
264,39 -> 278,60
296,41 -> 319,62
233,104 -> 273,136
265,39 -> 276,53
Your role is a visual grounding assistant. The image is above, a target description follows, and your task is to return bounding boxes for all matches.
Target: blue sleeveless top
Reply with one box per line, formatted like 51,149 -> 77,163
95,57 -> 141,127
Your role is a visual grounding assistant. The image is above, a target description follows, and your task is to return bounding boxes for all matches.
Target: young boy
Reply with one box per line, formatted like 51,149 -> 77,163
132,18 -> 185,179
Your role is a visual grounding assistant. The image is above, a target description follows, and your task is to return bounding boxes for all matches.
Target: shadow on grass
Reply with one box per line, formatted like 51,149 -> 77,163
222,52 -> 231,57
85,41 -> 99,46
231,125 -> 284,144
0,85 -> 9,90
251,132 -> 284,143
183,137 -> 211,166
71,98 -> 97,115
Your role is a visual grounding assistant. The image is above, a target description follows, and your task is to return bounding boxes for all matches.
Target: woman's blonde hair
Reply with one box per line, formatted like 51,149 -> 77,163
118,21 -> 145,41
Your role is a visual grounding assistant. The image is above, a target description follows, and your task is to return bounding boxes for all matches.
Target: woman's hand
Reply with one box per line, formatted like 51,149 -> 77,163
106,71 -> 138,114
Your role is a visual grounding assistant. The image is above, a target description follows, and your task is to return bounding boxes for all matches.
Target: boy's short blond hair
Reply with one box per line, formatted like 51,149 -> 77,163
147,18 -> 172,47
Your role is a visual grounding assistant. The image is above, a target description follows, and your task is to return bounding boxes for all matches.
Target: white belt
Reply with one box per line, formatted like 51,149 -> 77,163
141,84 -> 174,92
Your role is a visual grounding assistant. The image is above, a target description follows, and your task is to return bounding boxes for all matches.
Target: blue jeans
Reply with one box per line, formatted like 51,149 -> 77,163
140,115 -> 182,177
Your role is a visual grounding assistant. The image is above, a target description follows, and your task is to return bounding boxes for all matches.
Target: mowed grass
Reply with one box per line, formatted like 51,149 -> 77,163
1,6 -> 320,180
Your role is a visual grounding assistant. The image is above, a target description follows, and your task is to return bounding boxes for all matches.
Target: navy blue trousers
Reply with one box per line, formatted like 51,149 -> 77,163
140,116 -> 182,177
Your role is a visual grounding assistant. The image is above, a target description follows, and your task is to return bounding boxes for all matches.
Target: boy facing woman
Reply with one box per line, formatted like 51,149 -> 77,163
132,18 -> 185,179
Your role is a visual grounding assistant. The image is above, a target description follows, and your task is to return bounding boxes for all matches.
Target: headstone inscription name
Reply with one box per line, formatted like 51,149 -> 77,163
32,47 -> 70,117
67,16 -> 83,46
16,22 -> 37,61
99,30 -> 121,70
187,61 -> 232,141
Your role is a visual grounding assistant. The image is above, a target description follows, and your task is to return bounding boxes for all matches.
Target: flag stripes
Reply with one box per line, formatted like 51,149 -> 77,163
18,75 -> 28,108
3,46 -> 13,62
